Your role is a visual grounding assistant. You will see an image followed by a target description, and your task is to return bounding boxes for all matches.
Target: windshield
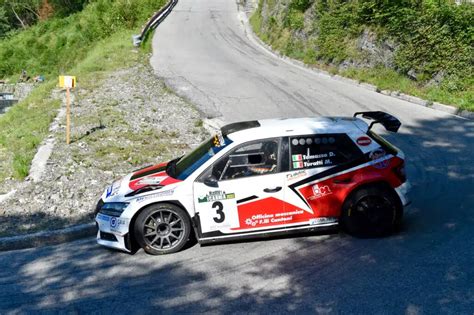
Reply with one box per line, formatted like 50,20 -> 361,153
169,134 -> 233,180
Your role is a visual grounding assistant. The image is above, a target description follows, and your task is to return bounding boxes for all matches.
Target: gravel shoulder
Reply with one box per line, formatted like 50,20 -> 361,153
0,62 -> 208,237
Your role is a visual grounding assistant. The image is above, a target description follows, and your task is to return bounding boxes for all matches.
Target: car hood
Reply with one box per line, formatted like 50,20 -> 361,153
103,162 -> 182,201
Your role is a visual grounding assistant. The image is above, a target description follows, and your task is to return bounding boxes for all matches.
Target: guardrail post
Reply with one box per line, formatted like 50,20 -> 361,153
132,35 -> 142,47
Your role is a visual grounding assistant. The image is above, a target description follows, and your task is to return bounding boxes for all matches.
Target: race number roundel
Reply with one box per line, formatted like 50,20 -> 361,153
197,190 -> 240,233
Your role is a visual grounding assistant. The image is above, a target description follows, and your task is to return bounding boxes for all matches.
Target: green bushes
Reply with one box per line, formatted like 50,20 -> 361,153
251,0 -> 473,110
0,0 -> 166,79
315,1 -> 360,63
0,0 -> 88,36
290,0 -> 313,11
284,9 -> 305,30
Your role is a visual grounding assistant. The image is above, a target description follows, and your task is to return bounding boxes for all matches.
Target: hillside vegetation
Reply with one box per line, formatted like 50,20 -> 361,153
0,0 -> 165,78
251,0 -> 473,110
0,0 -> 165,181
0,0 -> 87,37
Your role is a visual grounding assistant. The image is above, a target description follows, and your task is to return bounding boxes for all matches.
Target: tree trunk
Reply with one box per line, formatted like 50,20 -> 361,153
10,5 -> 26,29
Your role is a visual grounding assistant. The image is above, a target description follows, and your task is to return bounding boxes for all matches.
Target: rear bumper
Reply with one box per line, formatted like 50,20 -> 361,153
395,181 -> 411,207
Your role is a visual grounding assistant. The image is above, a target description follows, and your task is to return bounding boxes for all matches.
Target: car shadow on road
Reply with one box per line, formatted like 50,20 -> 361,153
0,114 -> 473,313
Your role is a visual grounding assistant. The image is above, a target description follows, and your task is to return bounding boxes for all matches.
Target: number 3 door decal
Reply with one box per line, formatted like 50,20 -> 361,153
212,201 -> 225,223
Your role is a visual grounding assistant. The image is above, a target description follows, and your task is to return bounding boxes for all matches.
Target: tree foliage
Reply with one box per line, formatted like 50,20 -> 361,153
0,0 -> 87,37
0,0 -> 166,77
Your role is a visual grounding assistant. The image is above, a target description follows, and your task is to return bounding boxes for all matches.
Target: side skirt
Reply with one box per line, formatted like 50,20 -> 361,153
197,222 -> 338,245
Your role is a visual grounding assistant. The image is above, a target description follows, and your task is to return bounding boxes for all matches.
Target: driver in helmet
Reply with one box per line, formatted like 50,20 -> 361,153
247,141 -> 278,175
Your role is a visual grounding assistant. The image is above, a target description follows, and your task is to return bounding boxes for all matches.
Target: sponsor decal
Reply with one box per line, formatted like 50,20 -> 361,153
286,170 -> 307,181
106,179 -> 122,198
245,218 -> 257,227
309,217 -> 337,225
356,136 -> 372,146
198,191 -> 235,203
97,213 -> 110,222
243,210 -> 306,227
106,186 -> 112,197
369,148 -> 390,169
231,197 -> 315,231
110,217 -> 127,232
110,217 -> 117,228
135,189 -> 175,203
309,184 -> 332,200
129,172 -> 180,191
136,176 -> 166,186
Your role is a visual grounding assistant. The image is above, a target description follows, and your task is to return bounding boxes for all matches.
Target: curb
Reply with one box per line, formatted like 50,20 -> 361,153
237,9 -> 473,120
0,222 -> 96,252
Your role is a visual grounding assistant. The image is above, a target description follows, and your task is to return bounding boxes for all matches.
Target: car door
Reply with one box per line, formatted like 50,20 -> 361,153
193,138 -> 287,237
284,133 -> 365,220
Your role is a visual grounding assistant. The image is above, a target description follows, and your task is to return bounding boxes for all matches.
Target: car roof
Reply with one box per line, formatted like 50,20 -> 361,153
224,117 -> 368,142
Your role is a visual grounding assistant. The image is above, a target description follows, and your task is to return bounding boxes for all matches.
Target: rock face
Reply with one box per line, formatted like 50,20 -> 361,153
0,64 -> 208,237
356,29 -> 396,69
251,0 -> 398,72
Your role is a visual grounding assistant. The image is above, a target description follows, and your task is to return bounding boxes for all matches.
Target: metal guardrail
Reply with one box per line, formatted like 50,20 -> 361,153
133,0 -> 178,46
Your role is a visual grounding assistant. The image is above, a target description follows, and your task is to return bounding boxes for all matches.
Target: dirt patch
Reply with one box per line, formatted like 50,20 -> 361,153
0,64 -> 208,237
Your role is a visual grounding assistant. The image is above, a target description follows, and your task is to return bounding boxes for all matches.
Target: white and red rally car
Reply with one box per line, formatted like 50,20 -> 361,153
95,111 -> 410,255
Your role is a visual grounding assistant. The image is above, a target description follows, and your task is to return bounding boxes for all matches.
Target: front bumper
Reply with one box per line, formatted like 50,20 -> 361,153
395,181 -> 411,207
96,213 -> 131,253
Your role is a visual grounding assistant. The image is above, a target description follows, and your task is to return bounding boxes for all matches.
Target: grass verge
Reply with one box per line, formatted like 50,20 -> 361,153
340,67 -> 473,111
0,29 -> 152,183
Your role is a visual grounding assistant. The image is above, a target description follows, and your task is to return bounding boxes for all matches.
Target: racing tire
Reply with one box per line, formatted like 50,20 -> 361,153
134,203 -> 191,255
340,185 -> 402,238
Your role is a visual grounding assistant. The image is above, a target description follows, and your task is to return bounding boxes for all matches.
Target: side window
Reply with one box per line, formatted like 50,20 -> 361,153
213,139 -> 280,181
289,134 -> 362,170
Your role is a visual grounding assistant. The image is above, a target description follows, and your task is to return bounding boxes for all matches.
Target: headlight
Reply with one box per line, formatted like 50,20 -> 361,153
98,202 -> 129,217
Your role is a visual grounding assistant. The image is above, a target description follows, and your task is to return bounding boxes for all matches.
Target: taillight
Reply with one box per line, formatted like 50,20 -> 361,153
392,161 -> 406,183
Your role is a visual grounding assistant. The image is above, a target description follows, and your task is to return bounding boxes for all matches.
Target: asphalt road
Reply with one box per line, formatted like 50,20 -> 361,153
1,0 -> 473,313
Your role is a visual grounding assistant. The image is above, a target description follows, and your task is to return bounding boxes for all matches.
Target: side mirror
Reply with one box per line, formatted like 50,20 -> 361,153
204,175 -> 219,188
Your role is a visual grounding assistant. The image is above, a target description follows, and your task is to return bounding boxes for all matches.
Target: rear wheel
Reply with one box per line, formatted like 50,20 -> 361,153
134,203 -> 191,255
341,185 -> 402,237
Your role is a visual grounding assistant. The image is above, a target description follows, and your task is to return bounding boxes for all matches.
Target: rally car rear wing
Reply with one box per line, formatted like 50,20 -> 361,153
354,111 -> 401,133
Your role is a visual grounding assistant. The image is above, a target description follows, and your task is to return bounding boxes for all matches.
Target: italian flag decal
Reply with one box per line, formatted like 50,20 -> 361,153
292,154 -> 303,161
293,161 -> 304,169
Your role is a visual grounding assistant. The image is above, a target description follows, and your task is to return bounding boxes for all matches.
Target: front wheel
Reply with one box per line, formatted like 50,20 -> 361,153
340,185 -> 402,237
134,203 -> 191,255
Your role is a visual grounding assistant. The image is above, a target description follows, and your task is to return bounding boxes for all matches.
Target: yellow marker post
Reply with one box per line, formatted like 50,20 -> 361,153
59,76 -> 76,144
